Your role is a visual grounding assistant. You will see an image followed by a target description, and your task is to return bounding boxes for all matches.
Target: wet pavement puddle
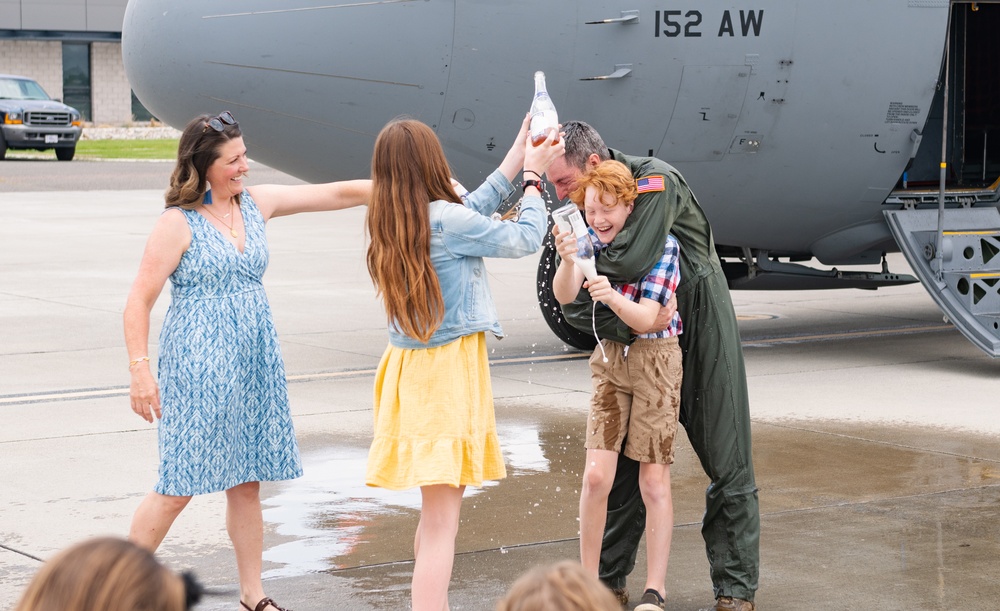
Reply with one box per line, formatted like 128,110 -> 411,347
251,410 -> 1000,609
261,418 -> 581,578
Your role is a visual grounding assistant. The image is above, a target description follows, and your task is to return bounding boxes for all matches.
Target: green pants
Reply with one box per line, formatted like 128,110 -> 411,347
599,269 -> 760,601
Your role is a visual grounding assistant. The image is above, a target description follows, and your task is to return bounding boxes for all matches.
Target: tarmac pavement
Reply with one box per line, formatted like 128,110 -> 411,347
1,160 -> 999,610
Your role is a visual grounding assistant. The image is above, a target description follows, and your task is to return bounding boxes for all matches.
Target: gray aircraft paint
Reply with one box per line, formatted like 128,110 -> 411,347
123,0 -> 1000,356
122,0 -> 945,255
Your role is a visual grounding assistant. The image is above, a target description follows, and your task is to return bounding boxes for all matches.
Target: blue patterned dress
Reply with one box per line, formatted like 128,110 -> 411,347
155,190 -> 303,496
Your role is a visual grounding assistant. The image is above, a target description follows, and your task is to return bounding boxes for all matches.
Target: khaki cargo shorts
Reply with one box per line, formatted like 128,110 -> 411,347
586,336 -> 682,465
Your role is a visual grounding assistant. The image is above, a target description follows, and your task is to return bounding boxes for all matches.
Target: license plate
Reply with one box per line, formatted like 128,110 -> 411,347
44,134 -> 58,144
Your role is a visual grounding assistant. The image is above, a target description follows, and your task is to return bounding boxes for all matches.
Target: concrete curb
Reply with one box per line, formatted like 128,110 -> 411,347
79,126 -> 182,140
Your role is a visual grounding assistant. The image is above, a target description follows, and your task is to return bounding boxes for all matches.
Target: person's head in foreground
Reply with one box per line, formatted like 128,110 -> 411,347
14,536 -> 201,611
495,560 -> 621,611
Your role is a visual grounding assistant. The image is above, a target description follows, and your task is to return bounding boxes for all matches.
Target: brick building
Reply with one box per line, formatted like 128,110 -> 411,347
0,0 -> 149,124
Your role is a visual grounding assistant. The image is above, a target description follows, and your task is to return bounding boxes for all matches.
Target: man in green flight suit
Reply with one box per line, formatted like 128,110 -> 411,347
546,121 -> 759,611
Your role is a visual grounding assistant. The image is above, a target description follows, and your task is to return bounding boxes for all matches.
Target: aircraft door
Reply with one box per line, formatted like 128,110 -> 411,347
660,65 -> 751,162
885,208 -> 1000,357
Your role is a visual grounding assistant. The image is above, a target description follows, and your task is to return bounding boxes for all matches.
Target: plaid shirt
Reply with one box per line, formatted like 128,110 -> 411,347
591,231 -> 683,339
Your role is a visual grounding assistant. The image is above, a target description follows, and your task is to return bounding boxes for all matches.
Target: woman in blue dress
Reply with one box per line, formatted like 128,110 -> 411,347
123,111 -> 370,611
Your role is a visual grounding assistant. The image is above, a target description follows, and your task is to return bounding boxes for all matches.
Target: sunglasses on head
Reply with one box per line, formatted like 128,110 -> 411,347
203,111 -> 237,132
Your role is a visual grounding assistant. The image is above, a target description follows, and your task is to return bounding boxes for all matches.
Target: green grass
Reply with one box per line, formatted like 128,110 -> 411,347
74,139 -> 179,160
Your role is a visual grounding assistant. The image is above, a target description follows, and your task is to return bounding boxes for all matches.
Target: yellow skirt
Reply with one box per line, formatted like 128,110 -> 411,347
365,332 -> 506,490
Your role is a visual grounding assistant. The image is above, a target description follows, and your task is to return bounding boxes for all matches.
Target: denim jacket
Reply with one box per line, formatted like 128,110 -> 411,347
388,169 -> 547,349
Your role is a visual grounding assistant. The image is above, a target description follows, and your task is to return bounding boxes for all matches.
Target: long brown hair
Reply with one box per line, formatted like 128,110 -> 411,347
366,119 -> 460,343
164,113 -> 243,209
14,537 -> 187,611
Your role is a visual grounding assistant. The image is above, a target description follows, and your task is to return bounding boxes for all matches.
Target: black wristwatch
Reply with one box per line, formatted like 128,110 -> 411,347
523,178 -> 545,193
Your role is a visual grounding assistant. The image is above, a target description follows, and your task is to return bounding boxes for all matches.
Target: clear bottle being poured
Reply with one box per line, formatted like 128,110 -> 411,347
529,71 -> 560,146
552,203 -> 608,362
552,203 -> 597,280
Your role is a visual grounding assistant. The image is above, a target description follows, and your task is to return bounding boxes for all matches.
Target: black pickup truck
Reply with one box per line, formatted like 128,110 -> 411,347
0,74 -> 83,161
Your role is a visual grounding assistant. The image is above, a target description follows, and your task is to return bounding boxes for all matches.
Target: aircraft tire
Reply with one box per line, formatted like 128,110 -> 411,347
536,242 -> 598,351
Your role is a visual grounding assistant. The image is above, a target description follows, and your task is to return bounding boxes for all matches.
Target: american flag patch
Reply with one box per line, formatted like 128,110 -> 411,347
636,175 -> 665,193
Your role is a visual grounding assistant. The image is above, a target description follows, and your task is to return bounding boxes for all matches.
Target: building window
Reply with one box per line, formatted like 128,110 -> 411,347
62,42 -> 91,122
131,91 -> 155,122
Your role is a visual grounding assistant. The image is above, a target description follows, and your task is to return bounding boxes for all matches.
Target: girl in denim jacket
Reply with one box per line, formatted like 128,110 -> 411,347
365,116 -> 563,611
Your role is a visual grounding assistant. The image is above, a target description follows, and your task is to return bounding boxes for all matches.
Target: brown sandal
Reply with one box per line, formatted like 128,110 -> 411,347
240,598 -> 290,611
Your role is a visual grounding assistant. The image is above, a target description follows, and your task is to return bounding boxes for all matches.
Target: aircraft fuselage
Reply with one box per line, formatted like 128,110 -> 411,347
123,0 -> 957,266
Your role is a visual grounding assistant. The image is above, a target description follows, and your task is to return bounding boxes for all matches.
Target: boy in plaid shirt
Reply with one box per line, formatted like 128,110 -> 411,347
551,160 -> 682,611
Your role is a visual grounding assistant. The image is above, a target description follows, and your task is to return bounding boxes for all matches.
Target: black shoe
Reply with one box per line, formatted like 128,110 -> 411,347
634,588 -> 665,610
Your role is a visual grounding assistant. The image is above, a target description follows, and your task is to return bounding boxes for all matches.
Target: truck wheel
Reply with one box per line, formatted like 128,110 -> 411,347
55,146 -> 75,161
536,240 -> 598,351
0,133 -> 7,160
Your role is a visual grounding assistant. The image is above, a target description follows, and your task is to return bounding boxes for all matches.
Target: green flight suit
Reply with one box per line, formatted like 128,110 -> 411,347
562,150 -> 759,601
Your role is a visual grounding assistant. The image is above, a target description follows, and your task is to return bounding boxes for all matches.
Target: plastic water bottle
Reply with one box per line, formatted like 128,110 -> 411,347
529,71 -> 559,146
552,203 -> 597,281
553,203 -> 607,363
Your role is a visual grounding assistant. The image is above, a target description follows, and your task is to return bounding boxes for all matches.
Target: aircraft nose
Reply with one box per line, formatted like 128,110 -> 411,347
122,0 -> 455,182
